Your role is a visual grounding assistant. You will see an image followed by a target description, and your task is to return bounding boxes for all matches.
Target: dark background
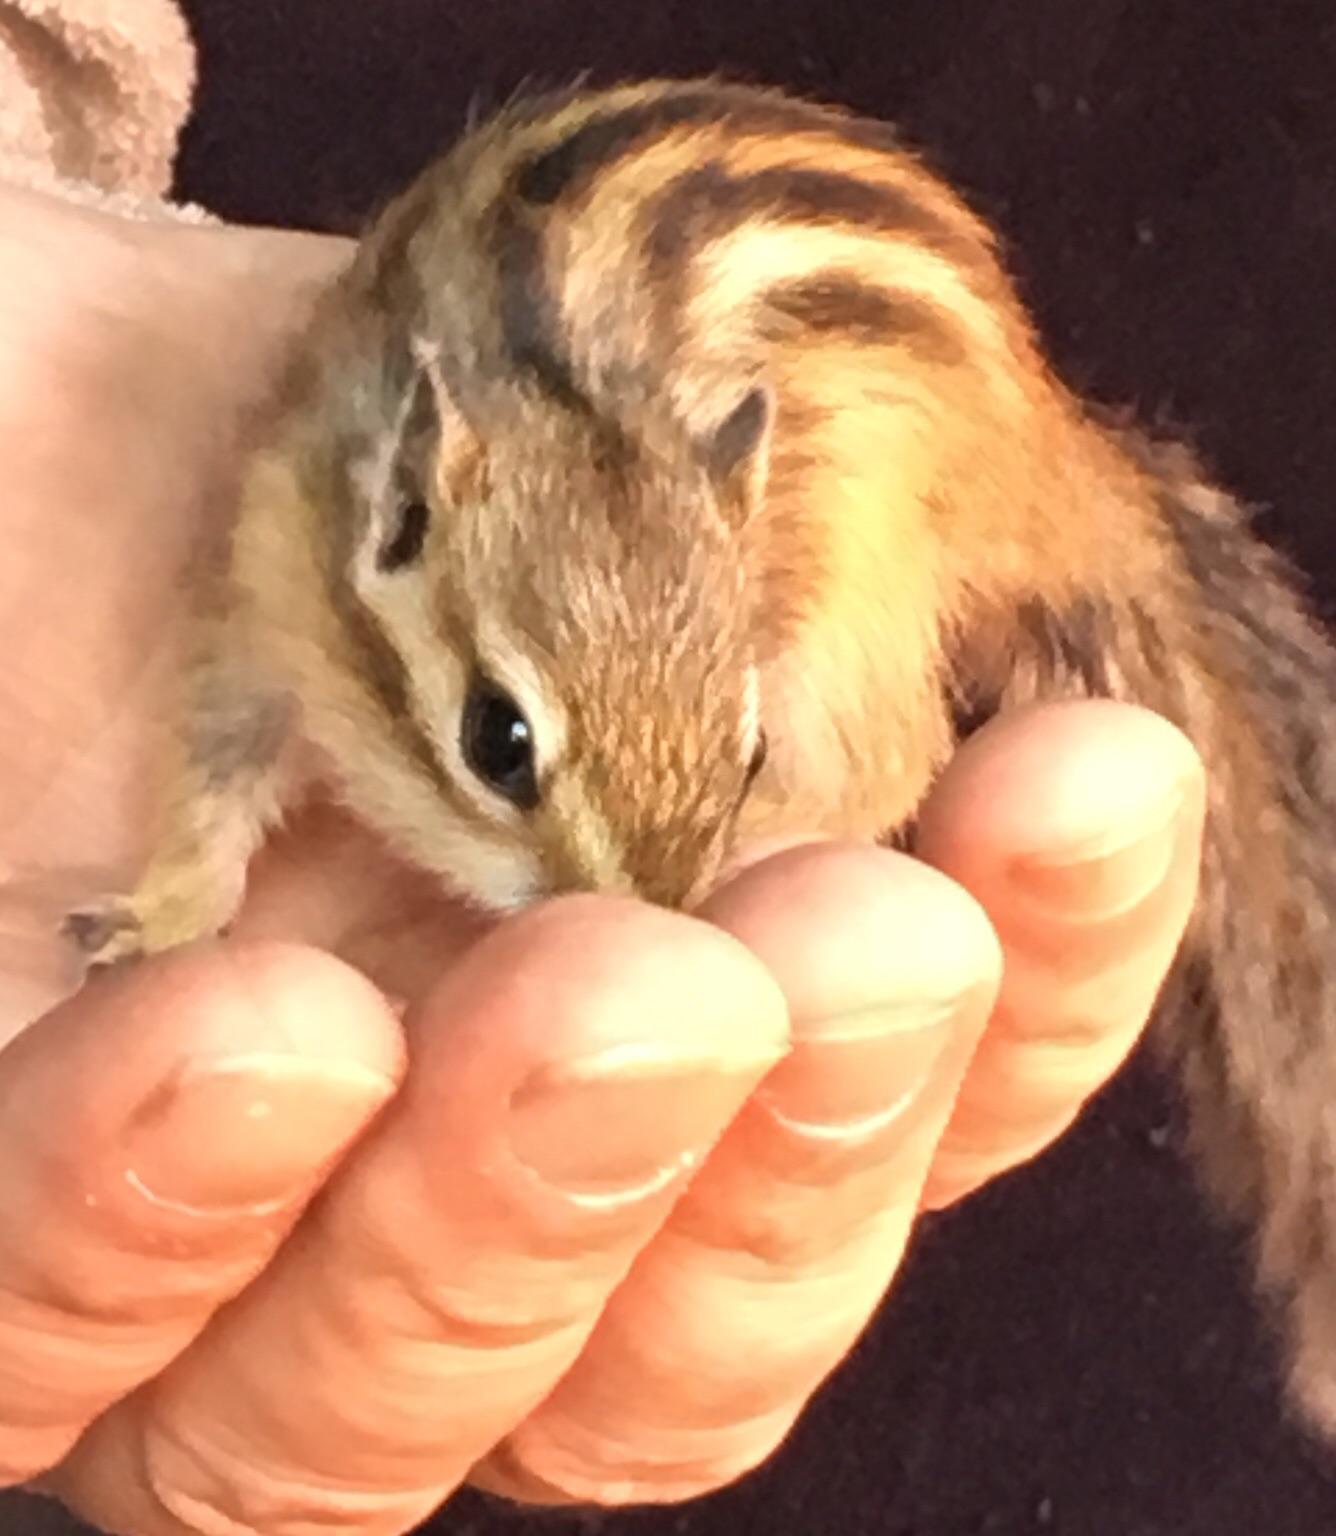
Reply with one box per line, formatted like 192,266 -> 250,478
10,1 -> 1336,1533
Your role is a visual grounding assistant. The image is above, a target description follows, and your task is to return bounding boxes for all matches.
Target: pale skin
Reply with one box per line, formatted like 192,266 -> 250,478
0,183 -> 1206,1534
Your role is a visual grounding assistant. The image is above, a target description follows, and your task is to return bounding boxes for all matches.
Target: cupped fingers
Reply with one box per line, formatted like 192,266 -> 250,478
478,844 -> 1002,1504
0,943 -> 404,1486
55,897 -> 788,1536
914,699 -> 1206,1208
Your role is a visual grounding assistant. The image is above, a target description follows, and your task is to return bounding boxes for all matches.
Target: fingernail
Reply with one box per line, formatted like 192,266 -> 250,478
758,999 -> 957,1139
1013,787 -> 1185,921
509,1044 -> 784,1207
125,1054 -> 399,1214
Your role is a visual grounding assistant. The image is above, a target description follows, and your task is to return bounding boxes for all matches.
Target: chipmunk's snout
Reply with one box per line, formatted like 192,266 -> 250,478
537,799 -> 732,915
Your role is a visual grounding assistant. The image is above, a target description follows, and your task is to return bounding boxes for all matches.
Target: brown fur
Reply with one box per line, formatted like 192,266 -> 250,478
66,77 -> 1336,1439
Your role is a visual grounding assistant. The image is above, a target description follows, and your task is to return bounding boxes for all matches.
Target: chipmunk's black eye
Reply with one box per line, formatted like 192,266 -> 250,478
377,497 -> 430,572
461,676 -> 539,810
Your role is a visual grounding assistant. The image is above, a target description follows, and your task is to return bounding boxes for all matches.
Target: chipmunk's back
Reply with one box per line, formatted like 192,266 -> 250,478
336,79 -> 1164,843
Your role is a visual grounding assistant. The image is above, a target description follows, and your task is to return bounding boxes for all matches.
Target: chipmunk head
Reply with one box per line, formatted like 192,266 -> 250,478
329,343 -> 775,911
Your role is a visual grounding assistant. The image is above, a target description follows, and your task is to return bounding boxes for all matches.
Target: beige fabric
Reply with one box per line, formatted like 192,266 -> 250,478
0,0 -> 206,221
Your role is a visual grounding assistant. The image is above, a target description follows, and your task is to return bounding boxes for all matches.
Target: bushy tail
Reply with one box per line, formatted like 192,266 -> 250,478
1131,435 -> 1336,1433
964,425 -> 1336,1435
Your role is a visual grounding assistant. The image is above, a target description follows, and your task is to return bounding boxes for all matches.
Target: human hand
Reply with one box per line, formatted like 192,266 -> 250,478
0,187 -> 1205,1533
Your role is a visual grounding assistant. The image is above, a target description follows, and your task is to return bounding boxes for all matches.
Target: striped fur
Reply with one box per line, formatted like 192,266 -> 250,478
77,78 -> 1336,1439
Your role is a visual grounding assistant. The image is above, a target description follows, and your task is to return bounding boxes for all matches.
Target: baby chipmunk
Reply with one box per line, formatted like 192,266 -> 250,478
67,79 -> 1336,1437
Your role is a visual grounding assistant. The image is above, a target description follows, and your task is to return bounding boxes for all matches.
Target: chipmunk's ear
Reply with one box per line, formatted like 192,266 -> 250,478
428,396 -> 488,508
702,384 -> 773,524
367,360 -> 486,575
416,349 -> 488,507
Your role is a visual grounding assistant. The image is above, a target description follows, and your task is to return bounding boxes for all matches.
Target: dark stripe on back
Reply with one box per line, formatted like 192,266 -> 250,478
492,201 -> 590,410
642,161 -> 982,281
490,202 -> 637,466
512,85 -> 902,207
759,272 -> 967,363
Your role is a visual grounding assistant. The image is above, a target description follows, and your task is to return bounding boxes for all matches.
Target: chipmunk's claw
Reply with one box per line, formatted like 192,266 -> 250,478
62,902 -> 146,969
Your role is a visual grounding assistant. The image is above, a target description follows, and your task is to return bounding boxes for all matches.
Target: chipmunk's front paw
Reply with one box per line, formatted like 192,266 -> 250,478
62,880 -> 234,972
62,899 -> 147,970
